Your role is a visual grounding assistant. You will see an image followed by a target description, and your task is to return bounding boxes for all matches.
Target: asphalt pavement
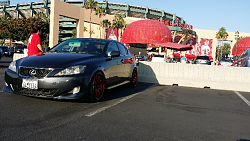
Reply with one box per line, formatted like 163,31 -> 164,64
1,56 -> 250,141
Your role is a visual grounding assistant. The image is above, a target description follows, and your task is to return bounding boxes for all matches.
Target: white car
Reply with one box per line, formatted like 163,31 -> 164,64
151,54 -> 166,62
218,59 -> 233,66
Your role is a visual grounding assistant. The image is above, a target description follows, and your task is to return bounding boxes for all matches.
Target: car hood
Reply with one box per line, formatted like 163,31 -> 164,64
19,53 -> 98,68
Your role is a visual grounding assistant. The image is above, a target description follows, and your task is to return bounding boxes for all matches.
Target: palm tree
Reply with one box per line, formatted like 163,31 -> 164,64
100,19 -> 111,39
95,6 -> 106,18
215,27 -> 228,60
95,6 -> 106,38
72,26 -> 87,38
84,0 -> 97,38
112,14 -> 126,41
36,11 -> 45,19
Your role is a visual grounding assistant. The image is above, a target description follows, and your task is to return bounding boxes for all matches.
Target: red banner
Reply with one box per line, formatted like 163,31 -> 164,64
199,39 -> 212,56
107,28 -> 118,40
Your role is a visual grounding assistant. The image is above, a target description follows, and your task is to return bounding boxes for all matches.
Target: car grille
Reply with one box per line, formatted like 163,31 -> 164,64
12,85 -> 58,97
20,67 -> 52,77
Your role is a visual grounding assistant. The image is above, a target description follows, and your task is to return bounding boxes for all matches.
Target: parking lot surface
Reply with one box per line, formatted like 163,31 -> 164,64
1,57 -> 250,141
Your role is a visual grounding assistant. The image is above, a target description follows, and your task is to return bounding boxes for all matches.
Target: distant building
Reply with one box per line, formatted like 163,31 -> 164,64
0,0 -> 10,6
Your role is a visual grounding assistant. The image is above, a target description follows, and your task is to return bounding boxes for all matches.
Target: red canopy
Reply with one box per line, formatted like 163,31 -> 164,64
232,37 -> 250,56
153,42 -> 193,51
185,54 -> 196,59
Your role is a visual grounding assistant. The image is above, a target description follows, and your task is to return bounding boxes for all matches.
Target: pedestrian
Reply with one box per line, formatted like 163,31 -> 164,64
181,55 -> 186,63
28,26 -> 45,56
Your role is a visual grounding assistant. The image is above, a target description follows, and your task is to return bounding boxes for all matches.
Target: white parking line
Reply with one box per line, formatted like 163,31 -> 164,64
234,91 -> 250,107
85,84 -> 158,117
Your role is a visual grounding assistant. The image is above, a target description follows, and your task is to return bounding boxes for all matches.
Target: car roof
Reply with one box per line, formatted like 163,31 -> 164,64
67,38 -> 118,43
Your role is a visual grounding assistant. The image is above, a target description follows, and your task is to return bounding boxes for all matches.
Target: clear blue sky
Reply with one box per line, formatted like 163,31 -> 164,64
12,0 -> 250,33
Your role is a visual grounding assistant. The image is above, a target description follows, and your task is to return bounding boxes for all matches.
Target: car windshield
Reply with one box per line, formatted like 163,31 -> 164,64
50,39 -> 106,55
196,56 -> 209,60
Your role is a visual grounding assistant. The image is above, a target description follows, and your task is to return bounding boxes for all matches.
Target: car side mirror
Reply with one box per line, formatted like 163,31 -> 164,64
110,51 -> 120,58
45,47 -> 50,52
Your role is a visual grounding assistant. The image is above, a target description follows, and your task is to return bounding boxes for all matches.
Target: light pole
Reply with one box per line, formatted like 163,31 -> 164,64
234,30 -> 239,60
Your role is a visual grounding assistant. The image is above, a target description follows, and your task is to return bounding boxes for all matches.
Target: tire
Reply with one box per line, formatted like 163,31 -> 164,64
129,68 -> 138,87
89,71 -> 106,102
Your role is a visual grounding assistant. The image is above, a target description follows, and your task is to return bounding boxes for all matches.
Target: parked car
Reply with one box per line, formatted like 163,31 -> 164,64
14,46 -> 24,53
218,59 -> 234,66
0,46 -> 9,57
234,47 -> 250,67
3,38 -> 138,102
135,55 -> 147,64
194,55 -> 211,65
151,54 -> 166,62
135,55 -> 147,61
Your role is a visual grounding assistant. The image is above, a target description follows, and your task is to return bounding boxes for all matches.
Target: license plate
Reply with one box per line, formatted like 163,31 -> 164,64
22,79 -> 38,89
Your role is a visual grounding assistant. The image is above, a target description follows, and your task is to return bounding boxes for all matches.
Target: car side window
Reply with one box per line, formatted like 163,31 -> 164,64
239,50 -> 248,59
107,42 -> 119,56
117,43 -> 127,56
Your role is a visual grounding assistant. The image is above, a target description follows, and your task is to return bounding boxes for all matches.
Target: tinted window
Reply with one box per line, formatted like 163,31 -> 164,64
107,42 -> 119,56
153,54 -> 164,58
15,47 -> 24,50
51,39 -> 106,55
220,59 -> 233,63
117,43 -> 128,56
196,56 -> 210,60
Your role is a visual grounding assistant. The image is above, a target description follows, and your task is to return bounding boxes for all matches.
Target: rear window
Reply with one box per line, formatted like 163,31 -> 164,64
15,47 -> 24,50
153,54 -> 164,57
220,59 -> 233,63
196,56 -> 209,60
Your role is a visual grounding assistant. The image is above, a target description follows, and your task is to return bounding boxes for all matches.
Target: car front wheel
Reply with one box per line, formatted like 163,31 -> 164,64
89,71 -> 105,102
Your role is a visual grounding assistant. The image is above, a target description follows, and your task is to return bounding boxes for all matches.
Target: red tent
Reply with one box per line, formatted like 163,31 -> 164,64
153,42 -> 192,51
232,37 -> 250,56
185,54 -> 196,59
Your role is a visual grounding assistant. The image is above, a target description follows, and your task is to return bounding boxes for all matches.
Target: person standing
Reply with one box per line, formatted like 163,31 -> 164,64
28,26 -> 45,56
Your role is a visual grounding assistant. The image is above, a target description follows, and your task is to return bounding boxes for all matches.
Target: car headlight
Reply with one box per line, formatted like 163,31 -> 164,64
55,65 -> 86,76
9,61 -> 16,72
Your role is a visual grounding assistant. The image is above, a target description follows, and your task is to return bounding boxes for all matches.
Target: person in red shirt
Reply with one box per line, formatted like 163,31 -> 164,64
28,26 -> 45,56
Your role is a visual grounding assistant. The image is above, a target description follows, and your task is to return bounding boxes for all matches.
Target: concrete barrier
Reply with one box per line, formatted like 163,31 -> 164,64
138,62 -> 250,92
13,54 -> 250,92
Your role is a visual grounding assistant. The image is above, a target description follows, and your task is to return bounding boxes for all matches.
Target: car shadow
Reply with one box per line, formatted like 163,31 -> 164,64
100,82 -> 157,102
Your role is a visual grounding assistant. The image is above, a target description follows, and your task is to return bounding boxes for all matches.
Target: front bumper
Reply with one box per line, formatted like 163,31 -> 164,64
3,69 -> 91,99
